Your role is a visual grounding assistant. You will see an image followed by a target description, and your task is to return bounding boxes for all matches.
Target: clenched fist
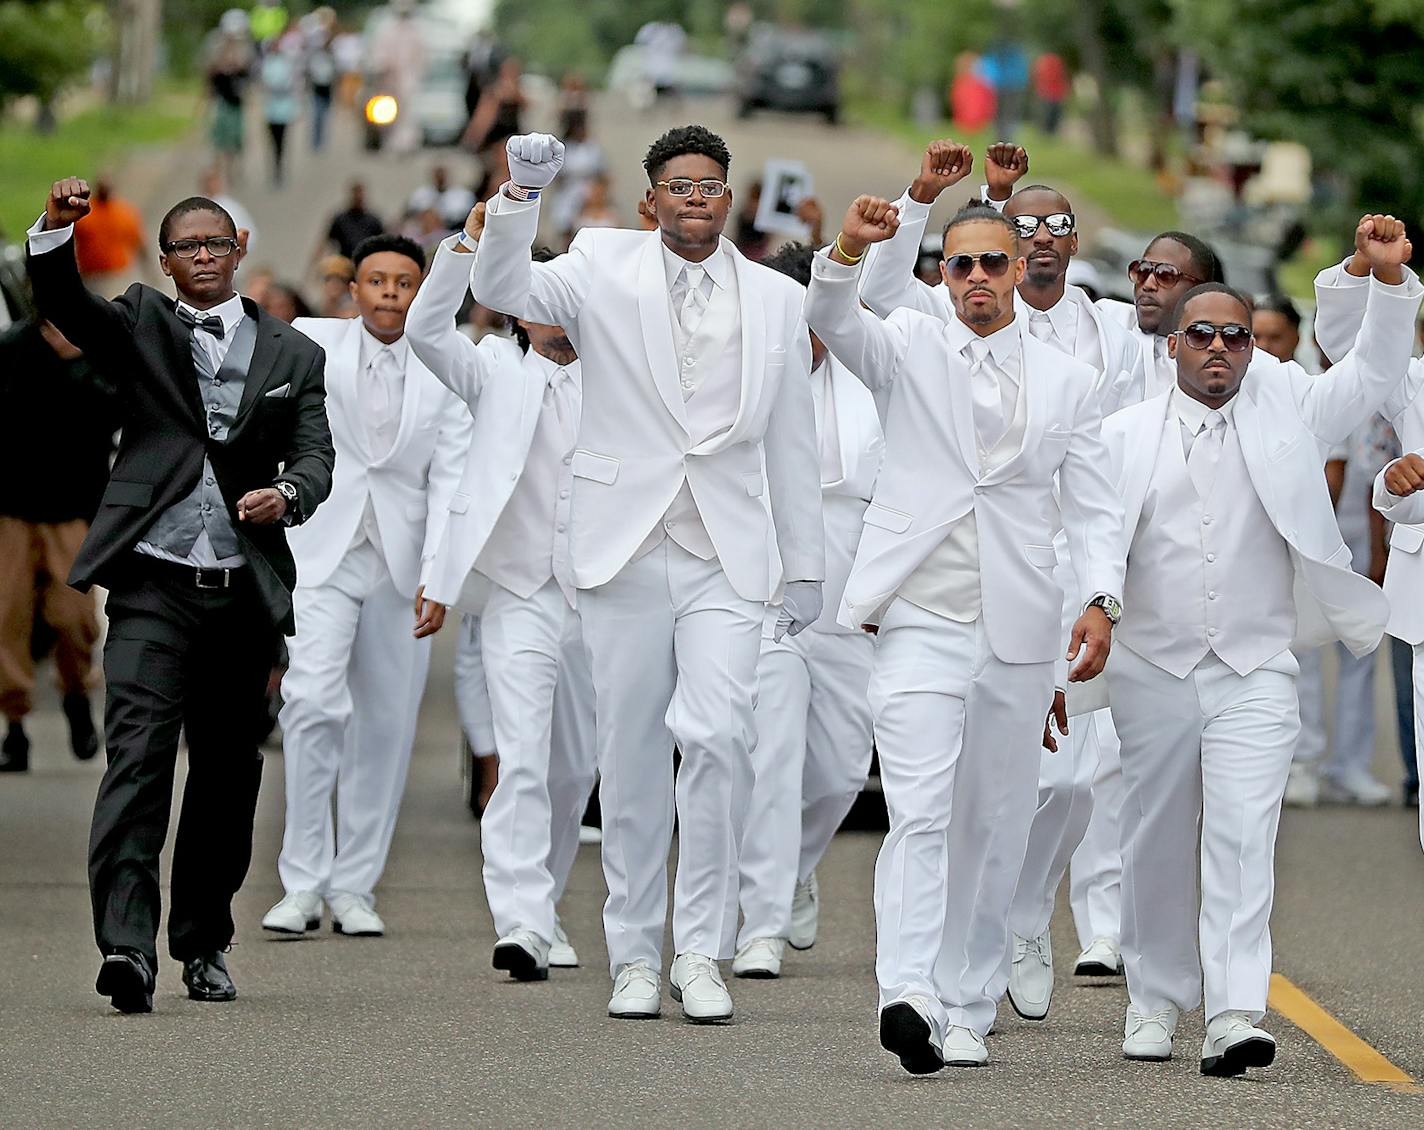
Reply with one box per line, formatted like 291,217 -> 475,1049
45,177 -> 91,230
833,196 -> 900,262
910,139 -> 974,205
1384,452 -> 1424,498
505,133 -> 565,190
1356,214 -> 1412,284
984,143 -> 1029,202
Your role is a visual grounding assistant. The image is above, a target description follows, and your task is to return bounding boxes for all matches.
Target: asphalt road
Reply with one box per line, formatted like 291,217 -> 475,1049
2,90 -> 1422,1129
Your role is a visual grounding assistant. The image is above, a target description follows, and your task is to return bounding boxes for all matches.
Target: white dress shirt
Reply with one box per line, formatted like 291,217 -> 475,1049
357,326 -> 410,461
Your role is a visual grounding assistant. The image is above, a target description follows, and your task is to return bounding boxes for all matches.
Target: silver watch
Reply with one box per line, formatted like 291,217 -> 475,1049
273,480 -> 299,506
1086,593 -> 1122,625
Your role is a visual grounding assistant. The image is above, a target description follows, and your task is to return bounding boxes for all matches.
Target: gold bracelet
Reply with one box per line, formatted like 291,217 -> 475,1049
834,233 -> 866,265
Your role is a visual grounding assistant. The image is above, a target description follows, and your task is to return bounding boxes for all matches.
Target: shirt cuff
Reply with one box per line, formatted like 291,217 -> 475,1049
813,246 -> 861,280
490,185 -> 540,215
27,213 -> 74,255
977,186 -> 1008,212
895,189 -> 933,220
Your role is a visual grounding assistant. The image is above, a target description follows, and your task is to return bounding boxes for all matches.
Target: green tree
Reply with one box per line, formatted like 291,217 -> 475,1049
0,1 -> 99,108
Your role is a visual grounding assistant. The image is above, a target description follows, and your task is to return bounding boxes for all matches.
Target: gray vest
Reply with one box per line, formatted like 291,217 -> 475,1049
144,315 -> 258,560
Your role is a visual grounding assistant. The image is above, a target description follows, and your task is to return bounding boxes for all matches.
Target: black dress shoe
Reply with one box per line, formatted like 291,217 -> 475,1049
181,952 -> 237,1002
95,949 -> 155,1013
0,722 -> 29,773
62,693 -> 99,761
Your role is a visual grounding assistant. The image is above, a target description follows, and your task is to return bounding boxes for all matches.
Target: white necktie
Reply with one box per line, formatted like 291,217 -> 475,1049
678,265 -> 709,338
1029,310 -> 1055,344
967,339 -> 1007,452
548,365 -> 578,450
1187,410 -> 1226,499
367,347 -> 399,458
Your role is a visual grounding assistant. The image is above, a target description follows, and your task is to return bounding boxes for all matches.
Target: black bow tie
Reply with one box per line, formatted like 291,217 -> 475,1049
177,306 -> 226,339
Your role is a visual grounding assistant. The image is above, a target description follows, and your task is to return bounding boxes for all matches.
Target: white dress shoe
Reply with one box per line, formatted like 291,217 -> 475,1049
669,953 -> 733,1023
1201,1010 -> 1277,1077
788,872 -> 819,950
261,890 -> 321,935
879,995 -> 944,1075
548,920 -> 578,968
327,891 -> 385,937
732,936 -> 784,979
1007,931 -> 1053,1020
493,927 -> 551,981
1320,769 -> 1392,806
608,960 -> 661,1019
941,1025 -> 989,1067
1283,761 -> 1319,807
1122,1003 -> 1179,1061
1073,936 -> 1122,977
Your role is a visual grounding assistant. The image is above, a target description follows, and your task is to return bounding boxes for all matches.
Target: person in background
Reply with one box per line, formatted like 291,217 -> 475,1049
950,52 -> 994,134
303,7 -> 338,153
1033,52 -> 1070,136
551,114 -> 608,242
369,0 -> 426,154
260,33 -> 303,188
463,27 -> 507,123
408,166 -> 476,232
73,175 -> 146,293
205,9 -> 254,185
0,319 -> 117,773
199,167 -> 257,254
464,57 -> 527,155
732,179 -> 769,260
557,71 -> 591,138
260,282 -> 311,323
314,182 -> 385,264
315,254 -> 356,318
568,173 -> 620,241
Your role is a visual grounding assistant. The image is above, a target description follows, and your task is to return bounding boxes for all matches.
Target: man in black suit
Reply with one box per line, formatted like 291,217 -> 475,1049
27,177 -> 335,1013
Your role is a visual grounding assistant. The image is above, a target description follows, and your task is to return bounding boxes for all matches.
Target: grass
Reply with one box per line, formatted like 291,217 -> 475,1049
0,86 -> 198,243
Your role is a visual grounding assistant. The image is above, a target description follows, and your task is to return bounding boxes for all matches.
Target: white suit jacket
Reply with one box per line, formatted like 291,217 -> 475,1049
404,238 -> 575,612
1315,258 -> 1424,645
472,192 -> 824,601
286,316 -> 470,598
806,250 -> 1125,664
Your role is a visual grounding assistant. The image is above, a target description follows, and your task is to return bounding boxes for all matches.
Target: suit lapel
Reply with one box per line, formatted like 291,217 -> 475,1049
1231,380 -> 1277,517
636,238 -> 690,435
727,241 -> 764,440
942,337 -> 978,475
162,300 -> 208,428
234,300 -> 285,423
327,319 -> 371,463
1121,392 -> 1172,538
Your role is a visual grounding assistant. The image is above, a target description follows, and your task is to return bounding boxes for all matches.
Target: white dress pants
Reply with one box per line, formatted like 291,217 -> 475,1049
278,539 -> 431,898
1068,710 -> 1124,949
738,620 -> 874,946
1109,646 -> 1298,1023
577,539 -> 764,976
454,614 -> 496,755
1326,641 -> 1378,782
1412,645 -> 1424,850
1290,646 -> 1327,766
870,599 -> 1052,1038
479,578 -> 597,943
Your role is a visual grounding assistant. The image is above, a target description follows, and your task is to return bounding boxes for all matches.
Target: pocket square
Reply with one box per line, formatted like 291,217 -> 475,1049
264,383 -> 292,399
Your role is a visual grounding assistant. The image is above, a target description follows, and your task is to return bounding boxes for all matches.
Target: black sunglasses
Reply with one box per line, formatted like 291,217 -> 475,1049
1011,213 -> 1075,239
1177,321 -> 1253,352
163,237 -> 240,259
944,251 -> 1014,280
1128,259 -> 1202,289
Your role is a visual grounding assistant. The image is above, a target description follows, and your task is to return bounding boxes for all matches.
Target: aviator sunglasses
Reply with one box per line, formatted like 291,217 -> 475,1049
944,251 -> 1014,279
1128,258 -> 1203,288
1176,321 -> 1253,352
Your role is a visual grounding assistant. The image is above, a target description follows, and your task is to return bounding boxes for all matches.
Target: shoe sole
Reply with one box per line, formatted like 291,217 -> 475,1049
1074,961 -> 1121,977
262,917 -> 320,935
331,922 -> 384,938
607,1005 -> 661,1019
1006,987 -> 1050,1021
669,985 -> 732,1023
787,937 -> 815,952
96,960 -> 153,1014
549,958 -> 580,969
879,1002 -> 944,1075
1201,1036 -> 1276,1077
1124,1045 -> 1173,1062
732,968 -> 780,979
493,943 -> 549,982
183,983 -> 238,1002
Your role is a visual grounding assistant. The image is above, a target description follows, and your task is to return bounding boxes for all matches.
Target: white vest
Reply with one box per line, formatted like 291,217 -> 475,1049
1119,413 -> 1295,677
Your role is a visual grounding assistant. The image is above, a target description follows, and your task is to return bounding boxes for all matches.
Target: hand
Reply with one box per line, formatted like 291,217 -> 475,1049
1066,606 -> 1113,682
413,584 -> 447,638
984,143 -> 1029,202
505,133 -> 565,189
795,196 -> 825,243
834,196 -> 900,261
45,177 -> 91,229
457,201 -> 486,250
1042,690 -> 1069,753
775,580 -> 824,641
236,487 -> 287,525
910,139 -> 974,204
1357,214 -> 1412,283
1384,452 -> 1424,497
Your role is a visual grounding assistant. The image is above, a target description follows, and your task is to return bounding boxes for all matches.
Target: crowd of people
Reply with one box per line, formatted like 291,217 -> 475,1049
8,102 -> 1424,1090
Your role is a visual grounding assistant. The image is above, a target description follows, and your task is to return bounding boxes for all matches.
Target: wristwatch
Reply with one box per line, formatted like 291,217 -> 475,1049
273,479 -> 300,526
1086,593 -> 1123,625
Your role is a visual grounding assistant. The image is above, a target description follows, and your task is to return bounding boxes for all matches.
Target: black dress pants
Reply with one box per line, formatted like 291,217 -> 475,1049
88,560 -> 279,970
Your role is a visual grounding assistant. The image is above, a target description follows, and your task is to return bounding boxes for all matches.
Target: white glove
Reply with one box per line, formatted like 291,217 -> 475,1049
775,580 -> 824,641
505,133 -> 565,190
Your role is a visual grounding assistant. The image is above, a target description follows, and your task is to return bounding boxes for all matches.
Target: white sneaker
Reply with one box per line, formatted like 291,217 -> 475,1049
493,927 -> 551,981
261,890 -> 321,935
1201,1010 -> 1277,1077
577,824 -> 602,845
1321,769 -> 1392,806
608,960 -> 661,1019
1122,1003 -> 1179,1061
941,1024 -> 989,1067
549,920 -> 578,968
879,995 -> 944,1075
1073,936 -> 1122,977
788,872 -> 819,950
669,952 -> 733,1023
1007,931 -> 1053,1020
732,936 -> 784,979
1284,761 -> 1319,807
327,891 -> 385,937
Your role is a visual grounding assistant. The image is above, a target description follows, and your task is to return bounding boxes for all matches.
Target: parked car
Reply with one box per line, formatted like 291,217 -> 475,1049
735,27 -> 840,124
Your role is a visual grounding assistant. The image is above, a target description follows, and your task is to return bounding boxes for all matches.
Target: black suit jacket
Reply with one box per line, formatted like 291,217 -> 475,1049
27,237 -> 336,635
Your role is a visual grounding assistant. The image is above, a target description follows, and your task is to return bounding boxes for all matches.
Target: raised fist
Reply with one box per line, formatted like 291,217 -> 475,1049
911,139 -> 974,204
984,143 -> 1029,202
45,177 -> 91,229
1356,213 -> 1412,277
505,133 -> 565,190
835,196 -> 900,261
463,201 -> 486,243
1384,452 -> 1424,498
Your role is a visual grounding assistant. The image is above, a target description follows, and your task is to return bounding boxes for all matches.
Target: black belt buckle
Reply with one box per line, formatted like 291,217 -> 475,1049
194,567 -> 231,590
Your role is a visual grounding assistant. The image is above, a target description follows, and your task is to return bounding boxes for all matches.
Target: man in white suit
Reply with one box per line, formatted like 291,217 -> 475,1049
858,139 -> 1144,1016
263,234 -> 471,938
1101,221 -> 1418,1075
731,242 -> 885,980
807,195 -> 1124,1072
472,127 -> 825,1023
405,209 -> 596,982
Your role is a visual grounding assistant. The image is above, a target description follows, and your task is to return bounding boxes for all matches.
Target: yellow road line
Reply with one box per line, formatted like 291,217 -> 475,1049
1269,973 -> 1421,1094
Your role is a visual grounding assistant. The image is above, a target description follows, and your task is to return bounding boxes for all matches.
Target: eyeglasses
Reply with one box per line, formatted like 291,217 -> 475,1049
1011,213 -> 1076,239
1128,259 -> 1202,289
944,251 -> 1014,280
1177,321 -> 1253,352
655,178 -> 727,198
162,237 -> 240,259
